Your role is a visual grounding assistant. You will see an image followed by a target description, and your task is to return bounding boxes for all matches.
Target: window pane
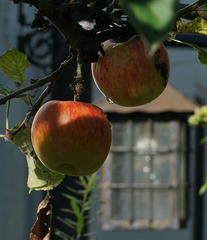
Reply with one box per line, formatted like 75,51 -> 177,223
111,189 -> 130,220
111,152 -> 131,183
152,189 -> 178,228
133,189 -> 150,221
133,121 -> 152,147
112,122 -> 130,146
153,121 -> 172,147
153,154 -> 170,184
133,154 -> 150,183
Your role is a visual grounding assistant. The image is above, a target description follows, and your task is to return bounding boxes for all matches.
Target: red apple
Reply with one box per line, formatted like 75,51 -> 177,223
31,101 -> 112,176
91,36 -> 170,107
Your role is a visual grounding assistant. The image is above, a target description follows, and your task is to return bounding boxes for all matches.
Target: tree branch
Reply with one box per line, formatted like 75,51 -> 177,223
0,54 -> 75,106
177,0 -> 207,19
96,25 -> 135,43
10,0 -> 135,63
8,81 -> 56,138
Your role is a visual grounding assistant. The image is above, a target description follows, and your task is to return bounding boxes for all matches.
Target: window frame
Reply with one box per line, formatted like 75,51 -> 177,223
100,112 -> 190,231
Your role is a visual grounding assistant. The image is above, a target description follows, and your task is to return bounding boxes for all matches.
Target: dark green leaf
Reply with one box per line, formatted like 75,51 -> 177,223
200,135 -> 207,145
60,207 -> 77,214
65,185 -> 83,196
61,192 -> 82,203
64,218 -> 79,229
54,229 -> 70,240
56,217 -> 77,230
120,0 -> 178,45
0,48 -> 30,84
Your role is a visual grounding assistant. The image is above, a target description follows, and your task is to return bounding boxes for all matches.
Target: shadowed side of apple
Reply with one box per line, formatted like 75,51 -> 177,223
31,101 -> 112,176
91,35 -> 170,107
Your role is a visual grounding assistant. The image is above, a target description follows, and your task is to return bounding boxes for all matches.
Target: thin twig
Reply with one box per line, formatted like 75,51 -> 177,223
107,0 -> 119,12
177,0 -> 207,19
0,54 -> 75,106
6,54 -> 75,138
6,81 -> 55,138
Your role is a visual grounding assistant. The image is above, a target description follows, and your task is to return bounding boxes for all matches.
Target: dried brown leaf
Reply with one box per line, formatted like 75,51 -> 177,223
30,193 -> 55,240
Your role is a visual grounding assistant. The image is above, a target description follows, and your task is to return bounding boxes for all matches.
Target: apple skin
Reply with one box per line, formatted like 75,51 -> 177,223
91,36 -> 170,107
31,101 -> 112,176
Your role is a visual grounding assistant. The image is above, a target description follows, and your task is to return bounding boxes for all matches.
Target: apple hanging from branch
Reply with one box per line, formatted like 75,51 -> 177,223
91,36 -> 170,107
31,101 -> 112,176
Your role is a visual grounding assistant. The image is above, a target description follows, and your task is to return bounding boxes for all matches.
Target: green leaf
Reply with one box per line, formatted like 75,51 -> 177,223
188,106 -> 207,126
177,17 -> 207,35
61,192 -> 82,203
64,218 -> 79,229
120,0 -> 178,45
0,83 -> 32,105
199,182 -> 207,195
54,228 -> 70,240
0,48 -> 30,84
70,198 -> 84,235
65,185 -> 83,196
8,124 -> 64,192
60,207 -> 77,214
56,173 -> 100,239
79,176 -> 88,187
188,43 -> 207,65
200,135 -> 207,145
84,195 -> 93,210
83,173 -> 98,199
57,216 -> 77,230
172,38 -> 207,65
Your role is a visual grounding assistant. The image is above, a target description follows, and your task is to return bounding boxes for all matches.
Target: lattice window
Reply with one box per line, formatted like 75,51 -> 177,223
100,118 -> 188,230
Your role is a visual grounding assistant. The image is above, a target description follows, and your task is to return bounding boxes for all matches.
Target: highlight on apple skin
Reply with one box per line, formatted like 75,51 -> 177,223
91,35 -> 170,107
31,100 -> 112,176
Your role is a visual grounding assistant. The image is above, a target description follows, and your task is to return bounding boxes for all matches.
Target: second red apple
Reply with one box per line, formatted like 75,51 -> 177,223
91,36 -> 170,107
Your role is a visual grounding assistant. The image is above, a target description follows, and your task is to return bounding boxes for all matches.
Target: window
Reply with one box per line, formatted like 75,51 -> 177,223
100,117 -> 188,230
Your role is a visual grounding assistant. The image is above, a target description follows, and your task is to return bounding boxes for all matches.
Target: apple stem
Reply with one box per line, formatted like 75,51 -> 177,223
70,61 -> 85,101
76,62 -> 83,79
5,100 -> 10,133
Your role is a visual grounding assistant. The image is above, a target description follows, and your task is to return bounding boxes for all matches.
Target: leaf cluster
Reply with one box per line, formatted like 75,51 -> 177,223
189,106 -> 207,127
6,123 -> 64,192
55,173 -> 100,240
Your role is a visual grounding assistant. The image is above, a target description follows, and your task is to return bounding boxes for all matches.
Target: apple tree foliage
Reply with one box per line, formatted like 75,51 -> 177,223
1,0 -> 207,237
